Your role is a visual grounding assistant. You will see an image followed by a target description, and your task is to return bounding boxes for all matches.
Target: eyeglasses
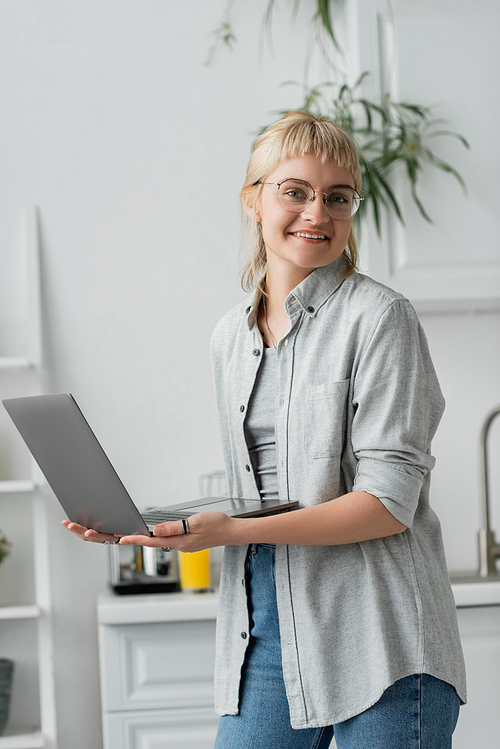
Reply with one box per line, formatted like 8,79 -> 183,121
258,178 -> 363,220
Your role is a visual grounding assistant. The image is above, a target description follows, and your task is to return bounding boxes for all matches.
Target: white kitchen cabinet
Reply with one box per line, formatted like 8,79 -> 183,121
97,593 -> 220,749
98,587 -> 500,749
104,708 -> 220,749
453,605 -> 500,748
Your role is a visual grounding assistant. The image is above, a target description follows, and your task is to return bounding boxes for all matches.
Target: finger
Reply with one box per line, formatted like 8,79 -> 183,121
152,520 -> 185,538
118,534 -> 168,547
62,520 -> 88,534
61,521 -> 117,544
84,528 -> 118,544
63,521 -> 93,540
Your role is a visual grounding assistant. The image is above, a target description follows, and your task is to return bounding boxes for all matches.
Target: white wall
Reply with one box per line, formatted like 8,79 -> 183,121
421,310 -> 500,572
0,2 -> 499,747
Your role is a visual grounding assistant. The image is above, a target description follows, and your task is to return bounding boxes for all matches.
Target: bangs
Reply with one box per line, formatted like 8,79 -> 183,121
252,112 -> 361,192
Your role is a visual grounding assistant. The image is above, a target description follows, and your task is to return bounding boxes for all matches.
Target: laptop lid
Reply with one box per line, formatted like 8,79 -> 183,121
2,393 -> 298,536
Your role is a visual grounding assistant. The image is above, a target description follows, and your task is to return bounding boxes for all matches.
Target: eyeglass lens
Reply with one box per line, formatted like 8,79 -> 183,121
277,179 -> 360,219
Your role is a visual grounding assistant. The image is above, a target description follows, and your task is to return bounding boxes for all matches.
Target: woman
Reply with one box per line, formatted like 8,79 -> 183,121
64,111 -> 466,748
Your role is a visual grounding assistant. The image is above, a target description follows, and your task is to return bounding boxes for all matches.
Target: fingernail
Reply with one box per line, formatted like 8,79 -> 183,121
154,526 -> 166,536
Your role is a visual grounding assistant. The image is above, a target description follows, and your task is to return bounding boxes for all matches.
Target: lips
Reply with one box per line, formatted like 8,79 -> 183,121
290,231 -> 329,240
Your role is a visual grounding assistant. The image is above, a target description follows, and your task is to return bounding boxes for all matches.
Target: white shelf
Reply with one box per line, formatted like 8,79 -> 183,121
0,207 -> 56,747
0,728 -> 44,748
0,358 -> 32,370
0,481 -> 36,494
0,606 -> 41,621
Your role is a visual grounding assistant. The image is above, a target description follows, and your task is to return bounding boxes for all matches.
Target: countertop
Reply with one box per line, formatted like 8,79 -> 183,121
97,590 -> 220,624
449,573 -> 500,607
97,574 -> 500,625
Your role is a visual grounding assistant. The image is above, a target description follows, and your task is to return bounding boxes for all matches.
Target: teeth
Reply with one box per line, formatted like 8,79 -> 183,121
293,232 -> 327,240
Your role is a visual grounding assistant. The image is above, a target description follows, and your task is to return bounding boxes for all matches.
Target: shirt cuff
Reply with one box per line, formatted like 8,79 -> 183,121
352,458 -> 424,528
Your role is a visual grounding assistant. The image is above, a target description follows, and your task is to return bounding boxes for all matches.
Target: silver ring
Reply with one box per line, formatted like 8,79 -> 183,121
182,518 -> 190,535
160,546 -> 171,552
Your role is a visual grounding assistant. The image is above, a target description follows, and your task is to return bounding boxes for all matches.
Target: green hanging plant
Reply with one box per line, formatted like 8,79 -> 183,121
0,531 -> 11,567
207,0 -> 342,65
207,1 -> 470,234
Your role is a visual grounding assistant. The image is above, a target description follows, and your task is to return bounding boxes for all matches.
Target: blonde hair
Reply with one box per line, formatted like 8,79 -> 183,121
240,110 -> 362,291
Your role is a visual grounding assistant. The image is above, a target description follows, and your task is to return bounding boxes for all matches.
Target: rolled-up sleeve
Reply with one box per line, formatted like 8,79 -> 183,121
350,300 -> 444,528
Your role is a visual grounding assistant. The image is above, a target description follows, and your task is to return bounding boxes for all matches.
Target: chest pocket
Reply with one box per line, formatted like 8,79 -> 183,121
304,378 -> 350,458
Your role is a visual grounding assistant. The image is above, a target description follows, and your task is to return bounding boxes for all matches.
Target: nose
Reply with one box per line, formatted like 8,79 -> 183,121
300,193 -> 330,223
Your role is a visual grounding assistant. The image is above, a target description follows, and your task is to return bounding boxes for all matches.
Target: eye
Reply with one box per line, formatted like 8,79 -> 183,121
282,187 -> 308,201
278,179 -> 312,205
325,191 -> 352,206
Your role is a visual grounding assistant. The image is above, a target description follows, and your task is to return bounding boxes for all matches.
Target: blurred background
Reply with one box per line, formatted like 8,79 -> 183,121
0,1 -> 499,747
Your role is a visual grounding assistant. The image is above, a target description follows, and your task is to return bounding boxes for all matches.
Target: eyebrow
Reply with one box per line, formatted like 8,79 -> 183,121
285,179 -> 356,191
326,183 -> 356,191
272,178 -> 357,192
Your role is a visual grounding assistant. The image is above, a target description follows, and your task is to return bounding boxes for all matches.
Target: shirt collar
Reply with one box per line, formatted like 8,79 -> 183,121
246,252 -> 350,329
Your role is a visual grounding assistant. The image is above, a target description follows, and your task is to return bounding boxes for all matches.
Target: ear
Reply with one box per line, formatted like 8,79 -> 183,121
243,196 -> 262,223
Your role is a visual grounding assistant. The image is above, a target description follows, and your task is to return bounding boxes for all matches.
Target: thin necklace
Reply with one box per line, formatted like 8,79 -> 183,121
263,296 -> 278,350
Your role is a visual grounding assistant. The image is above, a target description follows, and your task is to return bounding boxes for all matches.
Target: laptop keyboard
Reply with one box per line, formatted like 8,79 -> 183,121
141,509 -> 191,524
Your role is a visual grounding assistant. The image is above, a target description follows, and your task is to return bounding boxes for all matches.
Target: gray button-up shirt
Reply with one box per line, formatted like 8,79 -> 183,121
210,254 -> 466,728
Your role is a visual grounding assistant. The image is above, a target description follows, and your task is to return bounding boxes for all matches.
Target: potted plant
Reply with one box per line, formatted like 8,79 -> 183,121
0,531 -> 13,736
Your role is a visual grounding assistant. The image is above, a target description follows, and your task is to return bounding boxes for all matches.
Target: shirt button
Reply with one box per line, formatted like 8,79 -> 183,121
285,339 -> 288,347
240,405 -> 245,413
240,632 -> 247,639
252,348 -> 261,356
245,464 -> 251,472
307,306 -> 315,313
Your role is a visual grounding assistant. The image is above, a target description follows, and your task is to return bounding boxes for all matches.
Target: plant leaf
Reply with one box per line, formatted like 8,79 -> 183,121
315,0 -> 342,52
423,149 -> 468,194
425,130 -> 470,149
259,0 -> 277,57
372,169 -> 405,224
409,180 -> 433,223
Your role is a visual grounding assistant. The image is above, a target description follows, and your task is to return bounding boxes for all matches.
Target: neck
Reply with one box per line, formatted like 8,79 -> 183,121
258,264 -> 313,347
264,262 -> 313,314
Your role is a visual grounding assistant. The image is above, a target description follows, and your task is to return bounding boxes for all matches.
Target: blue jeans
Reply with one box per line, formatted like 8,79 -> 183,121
214,544 -> 460,749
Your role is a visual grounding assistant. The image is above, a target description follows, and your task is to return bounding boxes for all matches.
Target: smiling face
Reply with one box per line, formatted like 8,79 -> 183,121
254,154 -> 356,286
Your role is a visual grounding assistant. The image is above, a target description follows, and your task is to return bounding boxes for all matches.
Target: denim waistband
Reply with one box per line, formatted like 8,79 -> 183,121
249,543 -> 276,552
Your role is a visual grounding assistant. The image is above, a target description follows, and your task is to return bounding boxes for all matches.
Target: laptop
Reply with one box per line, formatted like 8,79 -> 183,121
2,393 -> 298,537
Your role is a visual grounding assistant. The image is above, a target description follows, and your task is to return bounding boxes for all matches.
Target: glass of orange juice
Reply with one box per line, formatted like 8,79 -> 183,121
178,549 -> 211,593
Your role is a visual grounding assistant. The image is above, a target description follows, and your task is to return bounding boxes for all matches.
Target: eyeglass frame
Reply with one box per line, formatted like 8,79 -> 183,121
255,178 -> 364,220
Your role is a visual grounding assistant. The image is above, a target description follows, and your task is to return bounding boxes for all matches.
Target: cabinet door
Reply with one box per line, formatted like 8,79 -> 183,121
356,0 -> 500,310
104,708 -> 220,749
100,620 -> 217,712
454,606 -> 500,747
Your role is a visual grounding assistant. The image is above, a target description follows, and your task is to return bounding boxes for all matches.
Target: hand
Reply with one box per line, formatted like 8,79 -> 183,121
118,511 -> 238,552
61,520 -> 121,545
